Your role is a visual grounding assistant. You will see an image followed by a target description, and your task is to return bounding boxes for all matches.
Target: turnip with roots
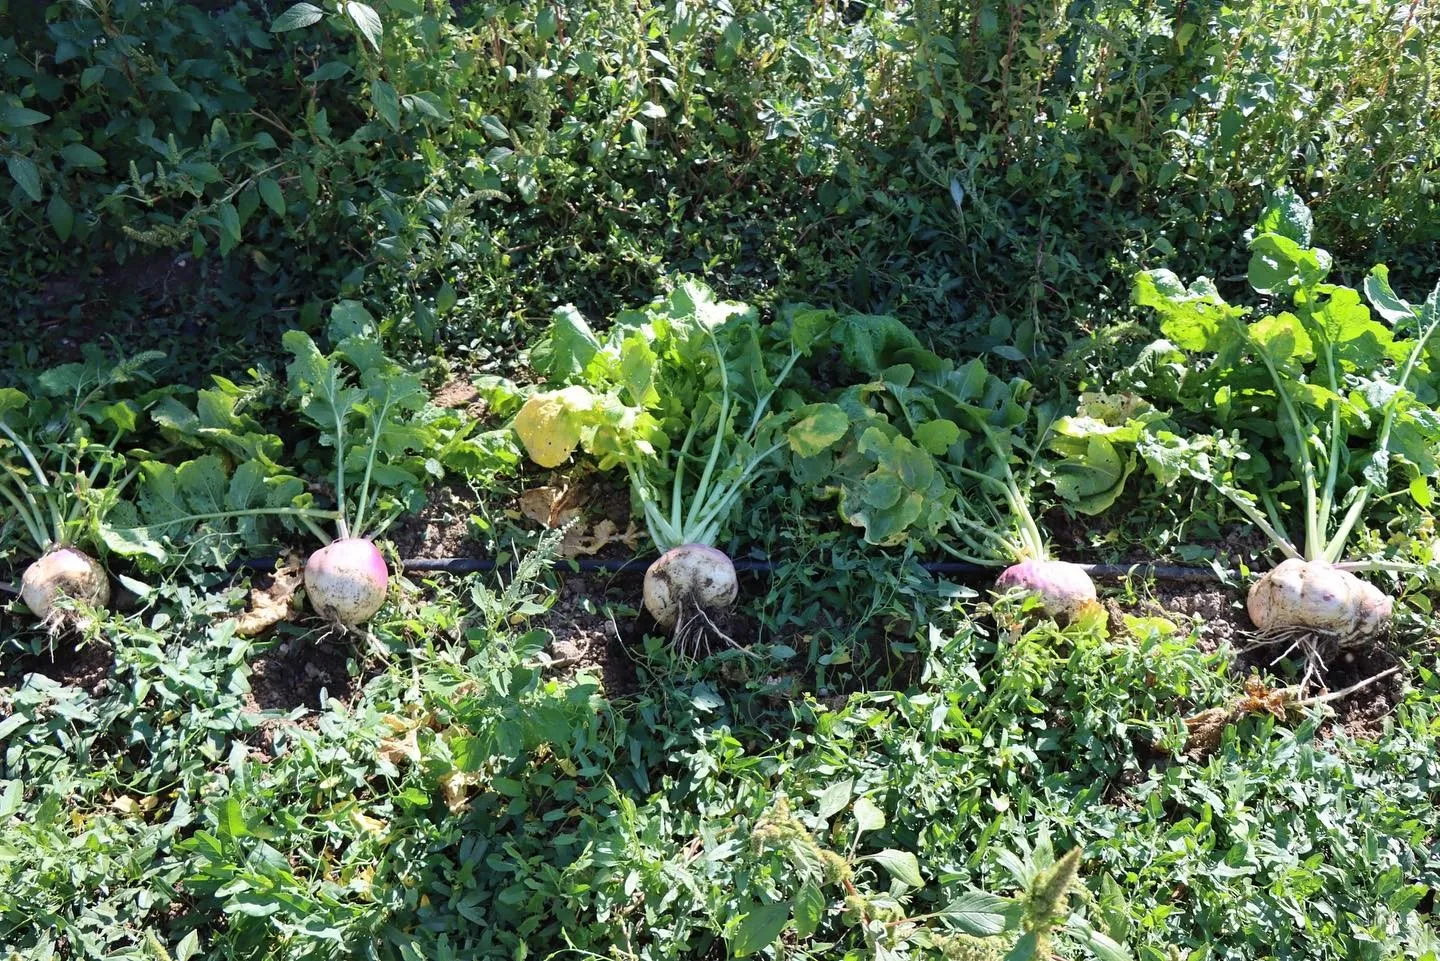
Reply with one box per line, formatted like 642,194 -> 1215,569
106,327 -> 484,635
514,283 -> 848,659
931,372 -> 1101,623
0,383 -> 144,632
1125,193 -> 1440,670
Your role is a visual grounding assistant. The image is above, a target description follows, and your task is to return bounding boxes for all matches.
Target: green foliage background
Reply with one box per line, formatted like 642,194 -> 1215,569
4,0 -> 1437,372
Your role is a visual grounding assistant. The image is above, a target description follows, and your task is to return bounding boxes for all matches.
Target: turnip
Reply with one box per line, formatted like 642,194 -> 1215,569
515,283 -> 848,657
20,547 -> 110,626
642,544 -> 738,630
995,559 -> 1097,621
304,537 -> 390,627
1126,204 -> 1440,655
0,409 -> 128,632
1246,559 -> 1392,640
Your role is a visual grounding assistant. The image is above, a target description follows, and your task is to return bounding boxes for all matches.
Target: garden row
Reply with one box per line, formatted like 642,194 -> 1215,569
7,194 -> 1439,674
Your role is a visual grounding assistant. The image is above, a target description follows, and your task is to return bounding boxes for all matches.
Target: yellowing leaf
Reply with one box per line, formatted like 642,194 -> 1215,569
514,386 -> 593,468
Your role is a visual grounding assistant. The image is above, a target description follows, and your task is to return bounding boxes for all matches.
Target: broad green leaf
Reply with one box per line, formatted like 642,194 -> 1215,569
791,882 -> 825,939
940,891 -> 1017,936
729,900 -> 790,957
178,455 -> 229,514
913,418 -> 961,455
618,335 -> 659,408
864,849 -> 923,887
218,202 -> 242,246
1364,265 -> 1416,325
175,931 -> 201,961
1133,270 -> 1241,353
371,79 -> 400,130
59,143 -> 104,168
328,300 -> 377,340
258,177 -> 285,215
271,2 -> 324,31
815,779 -> 853,820
531,305 -> 602,379
345,2 -> 383,51
1254,186 -> 1313,246
853,796 -> 885,834
0,104 -> 49,128
828,313 -> 925,375
1065,914 -> 1132,961
1248,232 -> 1331,294
1248,311 -> 1313,369
46,193 -> 74,241
7,155 -> 42,202
1050,435 -> 1129,515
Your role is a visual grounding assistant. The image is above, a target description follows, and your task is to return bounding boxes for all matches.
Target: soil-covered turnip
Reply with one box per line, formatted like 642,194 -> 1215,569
642,544 -> 738,629
1247,558 -> 1391,639
20,547 -> 110,625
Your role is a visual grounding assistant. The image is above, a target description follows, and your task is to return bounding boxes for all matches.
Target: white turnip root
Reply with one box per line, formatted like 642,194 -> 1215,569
995,559 -> 1097,621
1247,558 -> 1392,639
643,545 -> 738,648
304,537 -> 389,628
20,547 -> 110,626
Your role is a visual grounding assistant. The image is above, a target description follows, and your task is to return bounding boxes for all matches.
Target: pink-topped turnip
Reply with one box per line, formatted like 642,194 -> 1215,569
304,537 -> 390,629
995,558 -> 1097,621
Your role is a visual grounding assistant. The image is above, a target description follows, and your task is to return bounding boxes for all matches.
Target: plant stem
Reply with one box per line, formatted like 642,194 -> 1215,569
117,506 -> 341,532
1240,317 -> 1322,559
1331,559 -> 1423,573
0,478 -> 48,552
332,404 -> 349,541
981,429 -> 1047,560
1325,283 -> 1440,562
686,440 -> 786,543
351,390 -> 393,539
0,461 -> 55,550
683,331 -> 733,539
1316,339 -> 1343,546
670,405 -> 703,537
0,421 -> 50,489
1211,482 -> 1303,560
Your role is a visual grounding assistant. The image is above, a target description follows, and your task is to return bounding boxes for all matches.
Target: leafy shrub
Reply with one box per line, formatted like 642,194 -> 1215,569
6,0 -> 1436,376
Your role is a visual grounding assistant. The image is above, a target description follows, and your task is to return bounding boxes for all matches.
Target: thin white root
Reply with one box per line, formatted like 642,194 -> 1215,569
671,594 -> 752,664
1296,665 -> 1403,709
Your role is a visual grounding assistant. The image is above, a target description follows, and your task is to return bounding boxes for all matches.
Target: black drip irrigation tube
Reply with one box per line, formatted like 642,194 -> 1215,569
230,554 -> 1230,583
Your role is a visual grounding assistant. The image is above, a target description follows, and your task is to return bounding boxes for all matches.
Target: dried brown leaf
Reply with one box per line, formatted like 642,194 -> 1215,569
234,556 -> 304,637
518,484 -> 587,528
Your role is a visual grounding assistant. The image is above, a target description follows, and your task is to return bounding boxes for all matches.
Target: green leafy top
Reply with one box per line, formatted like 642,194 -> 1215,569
513,281 -> 848,551
1097,190 -> 1440,565
775,310 -> 1075,564
0,349 -> 165,559
112,314 -> 511,564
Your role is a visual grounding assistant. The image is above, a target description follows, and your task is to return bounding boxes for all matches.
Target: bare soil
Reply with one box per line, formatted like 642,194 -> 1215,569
245,634 -> 365,713
391,482 -> 486,559
543,574 -> 638,696
1,633 -> 114,696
